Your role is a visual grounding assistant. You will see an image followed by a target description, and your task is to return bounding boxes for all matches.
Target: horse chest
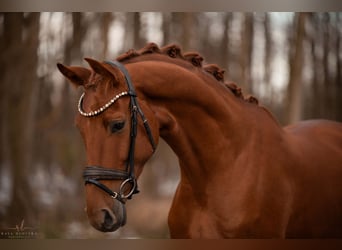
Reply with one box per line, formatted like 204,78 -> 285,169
168,183 -> 256,238
168,176 -> 292,238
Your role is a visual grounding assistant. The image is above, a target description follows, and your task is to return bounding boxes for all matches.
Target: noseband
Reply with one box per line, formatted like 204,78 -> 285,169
81,61 -> 156,203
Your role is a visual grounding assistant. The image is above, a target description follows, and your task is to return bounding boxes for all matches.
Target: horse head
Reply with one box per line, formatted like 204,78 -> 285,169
57,58 -> 158,232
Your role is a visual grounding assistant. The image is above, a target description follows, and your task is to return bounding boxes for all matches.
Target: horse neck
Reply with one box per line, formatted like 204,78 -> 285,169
127,60 -> 282,190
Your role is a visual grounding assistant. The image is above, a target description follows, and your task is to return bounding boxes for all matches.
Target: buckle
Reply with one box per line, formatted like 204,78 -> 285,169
119,178 -> 138,199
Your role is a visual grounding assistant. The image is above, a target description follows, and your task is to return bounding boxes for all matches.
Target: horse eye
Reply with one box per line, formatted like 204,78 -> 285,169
109,121 -> 125,133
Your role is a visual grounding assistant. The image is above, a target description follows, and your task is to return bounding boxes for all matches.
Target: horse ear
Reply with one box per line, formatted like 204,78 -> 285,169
57,63 -> 91,87
84,58 -> 121,87
84,58 -> 113,78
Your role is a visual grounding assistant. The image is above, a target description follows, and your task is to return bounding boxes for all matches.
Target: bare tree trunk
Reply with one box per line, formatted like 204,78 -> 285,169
308,13 -> 322,119
180,13 -> 195,51
100,13 -> 113,58
122,13 -> 142,50
240,13 -> 254,94
322,13 -> 334,119
286,13 -> 307,124
133,12 -> 144,48
198,13 -> 210,60
162,13 -> 171,45
219,13 -> 232,71
336,13 -> 342,121
0,13 -> 8,171
2,12 -> 40,227
263,13 -> 272,96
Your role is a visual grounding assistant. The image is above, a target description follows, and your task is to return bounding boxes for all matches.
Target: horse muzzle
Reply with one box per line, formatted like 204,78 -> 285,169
87,201 -> 127,232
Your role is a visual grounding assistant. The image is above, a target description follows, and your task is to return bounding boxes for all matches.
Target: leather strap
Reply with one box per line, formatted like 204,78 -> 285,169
85,179 -> 125,203
105,60 -> 157,152
83,166 -> 129,180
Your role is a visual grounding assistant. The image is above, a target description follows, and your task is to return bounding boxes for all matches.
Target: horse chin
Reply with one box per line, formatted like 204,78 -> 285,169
117,201 -> 127,227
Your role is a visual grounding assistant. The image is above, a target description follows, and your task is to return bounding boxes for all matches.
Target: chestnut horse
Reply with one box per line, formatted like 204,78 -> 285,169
57,43 -> 342,238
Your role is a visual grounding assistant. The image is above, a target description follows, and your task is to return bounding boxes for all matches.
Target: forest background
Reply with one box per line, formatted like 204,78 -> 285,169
0,12 -> 341,238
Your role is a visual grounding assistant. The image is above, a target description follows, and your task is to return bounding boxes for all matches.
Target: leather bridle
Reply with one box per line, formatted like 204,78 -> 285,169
81,61 -> 156,203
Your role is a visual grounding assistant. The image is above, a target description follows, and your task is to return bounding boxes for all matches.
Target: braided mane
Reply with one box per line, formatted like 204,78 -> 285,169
116,43 -> 258,105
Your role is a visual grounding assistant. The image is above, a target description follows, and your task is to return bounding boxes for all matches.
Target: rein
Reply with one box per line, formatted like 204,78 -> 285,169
81,61 -> 156,203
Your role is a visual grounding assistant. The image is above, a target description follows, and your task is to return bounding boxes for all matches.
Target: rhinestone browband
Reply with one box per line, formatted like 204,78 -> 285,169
78,91 -> 129,117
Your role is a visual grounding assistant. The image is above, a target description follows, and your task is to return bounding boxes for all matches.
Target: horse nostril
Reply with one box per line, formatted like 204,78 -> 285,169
101,209 -> 116,230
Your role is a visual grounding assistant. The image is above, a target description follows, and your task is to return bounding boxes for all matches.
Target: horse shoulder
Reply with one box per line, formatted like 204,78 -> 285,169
283,119 -> 342,190
283,119 -> 342,237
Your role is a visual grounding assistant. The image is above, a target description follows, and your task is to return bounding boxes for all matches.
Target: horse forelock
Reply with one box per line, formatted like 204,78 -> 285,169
115,43 -> 258,105
83,72 -> 100,89
82,71 -> 109,91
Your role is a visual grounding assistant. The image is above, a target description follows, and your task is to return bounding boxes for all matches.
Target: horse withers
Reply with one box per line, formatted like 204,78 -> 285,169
57,43 -> 342,238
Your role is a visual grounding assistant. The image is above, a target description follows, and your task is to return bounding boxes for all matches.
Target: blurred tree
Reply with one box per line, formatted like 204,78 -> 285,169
0,12 -> 40,226
240,13 -> 254,94
100,13 -> 114,58
263,13 -> 273,97
336,13 -> 342,121
218,13 -> 232,71
180,13 -> 195,51
304,13 -> 342,122
285,13 -> 307,124
133,12 -> 145,48
122,13 -> 144,51
162,13 -> 172,44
